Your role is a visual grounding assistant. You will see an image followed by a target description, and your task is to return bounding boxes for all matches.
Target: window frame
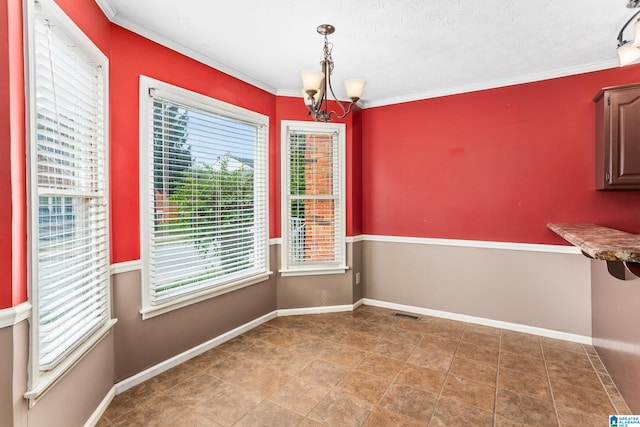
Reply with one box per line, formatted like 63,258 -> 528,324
280,120 -> 347,276
24,0 -> 114,403
139,76 -> 271,319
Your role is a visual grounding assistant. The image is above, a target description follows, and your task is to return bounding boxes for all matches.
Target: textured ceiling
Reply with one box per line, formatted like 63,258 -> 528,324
96,0 -> 633,107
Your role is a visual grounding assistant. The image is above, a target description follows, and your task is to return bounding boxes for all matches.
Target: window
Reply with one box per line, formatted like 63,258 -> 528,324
281,121 -> 346,275
140,76 -> 270,318
26,0 -> 112,399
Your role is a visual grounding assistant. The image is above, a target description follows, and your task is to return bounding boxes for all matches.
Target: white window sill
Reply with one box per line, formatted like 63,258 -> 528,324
140,271 -> 273,320
279,266 -> 349,277
24,318 -> 117,407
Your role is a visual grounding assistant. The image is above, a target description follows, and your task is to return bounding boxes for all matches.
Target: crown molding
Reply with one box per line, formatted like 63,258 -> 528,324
365,59 -> 619,108
93,0 -> 118,20
107,15 -> 278,95
91,2 -> 618,109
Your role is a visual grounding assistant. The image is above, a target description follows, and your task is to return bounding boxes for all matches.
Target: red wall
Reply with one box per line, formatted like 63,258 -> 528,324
109,26 -> 276,263
3,0 -> 640,308
0,0 -> 27,308
362,68 -> 640,245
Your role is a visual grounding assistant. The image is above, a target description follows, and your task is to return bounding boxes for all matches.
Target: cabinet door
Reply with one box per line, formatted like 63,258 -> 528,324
610,88 -> 640,186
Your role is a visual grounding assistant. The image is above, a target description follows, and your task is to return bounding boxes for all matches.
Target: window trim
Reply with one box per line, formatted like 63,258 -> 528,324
139,76 -> 271,319
24,0 -> 113,404
280,120 -> 347,276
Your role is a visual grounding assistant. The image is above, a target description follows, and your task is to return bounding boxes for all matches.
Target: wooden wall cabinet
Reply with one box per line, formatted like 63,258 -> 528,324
594,83 -> 640,190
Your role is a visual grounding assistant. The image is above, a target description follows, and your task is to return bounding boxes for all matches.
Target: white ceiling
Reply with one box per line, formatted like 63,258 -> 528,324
96,0 -> 633,107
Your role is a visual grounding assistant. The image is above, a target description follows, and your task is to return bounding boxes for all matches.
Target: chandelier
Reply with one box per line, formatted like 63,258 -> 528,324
300,24 -> 366,122
617,0 -> 640,65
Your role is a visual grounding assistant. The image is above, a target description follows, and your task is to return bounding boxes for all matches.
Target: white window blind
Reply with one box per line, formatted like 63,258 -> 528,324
281,121 -> 346,274
32,10 -> 109,371
141,80 -> 269,313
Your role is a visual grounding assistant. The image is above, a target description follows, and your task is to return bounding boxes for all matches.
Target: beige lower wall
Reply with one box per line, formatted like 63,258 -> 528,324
113,268 -> 277,381
0,319 -> 113,427
363,240 -> 592,336
351,241 -> 364,304
0,321 -> 28,427
276,242 -> 361,309
0,325 -> 14,427
27,332 -> 114,427
591,259 -> 640,413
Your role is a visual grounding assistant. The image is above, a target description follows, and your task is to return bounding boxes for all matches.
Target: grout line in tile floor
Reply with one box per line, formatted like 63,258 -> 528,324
97,305 -> 631,427
492,334 -> 501,427
542,340 -> 561,427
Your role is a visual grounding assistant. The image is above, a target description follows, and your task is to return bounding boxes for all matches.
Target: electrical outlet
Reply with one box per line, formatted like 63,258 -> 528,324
355,272 -> 361,285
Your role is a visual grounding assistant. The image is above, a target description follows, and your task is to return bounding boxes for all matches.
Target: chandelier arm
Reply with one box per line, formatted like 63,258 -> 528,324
326,78 -> 350,117
327,100 -> 356,121
617,8 -> 640,46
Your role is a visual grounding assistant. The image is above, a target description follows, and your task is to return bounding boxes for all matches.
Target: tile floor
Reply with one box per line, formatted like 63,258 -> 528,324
98,305 -> 631,426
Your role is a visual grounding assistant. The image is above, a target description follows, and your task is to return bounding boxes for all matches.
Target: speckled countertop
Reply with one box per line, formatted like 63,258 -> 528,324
548,223 -> 640,263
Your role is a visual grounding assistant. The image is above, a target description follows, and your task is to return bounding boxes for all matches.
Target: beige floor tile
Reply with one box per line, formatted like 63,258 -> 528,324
556,405 -> 606,427
440,374 -> 496,412
184,348 -> 230,371
542,346 -> 593,371
193,382 -> 262,426
99,306 -> 626,427
550,380 -> 615,416
112,395 -> 188,427
164,373 -> 224,407
450,357 -> 497,385
340,331 -> 381,351
498,368 -> 551,401
363,407 -> 425,427
496,389 -> 558,426
429,397 -> 494,427
369,339 -> 415,361
143,363 -> 200,392
261,329 -> 311,348
206,354 -> 260,382
319,344 -> 367,368
460,330 -> 500,349
233,366 -> 292,398
417,334 -> 459,354
407,347 -> 453,371
500,350 -> 547,378
379,383 -> 437,422
215,334 -> 255,353
354,353 -> 405,380
268,377 -> 330,415
298,359 -> 349,388
169,410 -> 223,426
308,391 -> 373,427
455,342 -> 499,365
335,371 -> 391,404
546,363 -> 603,392
394,363 -> 447,393
234,400 -> 303,427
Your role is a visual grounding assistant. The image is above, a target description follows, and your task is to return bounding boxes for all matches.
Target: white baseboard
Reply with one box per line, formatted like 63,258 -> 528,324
114,310 -> 277,394
363,298 -> 592,345
84,386 -> 115,427
278,301 -> 363,317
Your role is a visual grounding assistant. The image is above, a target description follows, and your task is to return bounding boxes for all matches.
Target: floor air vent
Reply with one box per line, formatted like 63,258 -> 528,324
393,312 -> 421,321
